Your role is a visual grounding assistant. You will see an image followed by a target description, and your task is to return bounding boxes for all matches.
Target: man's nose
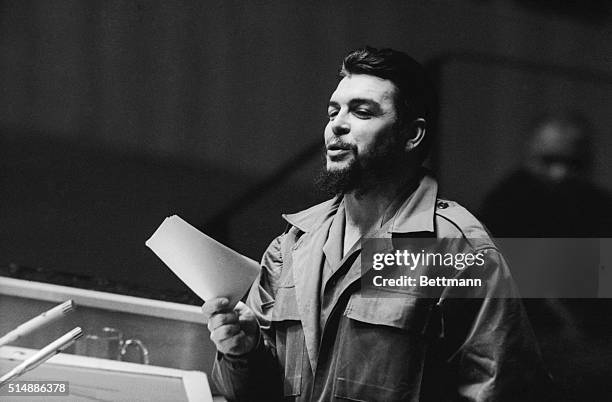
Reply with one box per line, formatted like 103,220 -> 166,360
331,113 -> 350,135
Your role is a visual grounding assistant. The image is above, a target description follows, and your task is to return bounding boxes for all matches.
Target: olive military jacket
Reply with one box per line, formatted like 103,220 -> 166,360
212,172 -> 550,401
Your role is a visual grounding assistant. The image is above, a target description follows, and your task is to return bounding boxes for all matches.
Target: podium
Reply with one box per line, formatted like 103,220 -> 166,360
0,346 -> 213,401
0,277 -> 221,398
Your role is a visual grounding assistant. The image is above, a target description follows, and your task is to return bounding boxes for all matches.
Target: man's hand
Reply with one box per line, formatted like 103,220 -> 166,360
202,298 -> 260,357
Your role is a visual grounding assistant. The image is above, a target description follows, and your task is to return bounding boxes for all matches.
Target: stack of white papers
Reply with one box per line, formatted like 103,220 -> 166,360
146,215 -> 260,308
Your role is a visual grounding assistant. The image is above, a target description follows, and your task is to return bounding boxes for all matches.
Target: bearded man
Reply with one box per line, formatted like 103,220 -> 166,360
202,47 -> 551,402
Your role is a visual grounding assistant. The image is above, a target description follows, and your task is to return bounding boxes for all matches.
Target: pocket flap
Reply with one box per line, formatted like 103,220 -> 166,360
344,293 -> 434,334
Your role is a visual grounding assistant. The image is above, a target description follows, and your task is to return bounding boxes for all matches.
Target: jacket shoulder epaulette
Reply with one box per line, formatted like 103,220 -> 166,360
434,198 -> 497,251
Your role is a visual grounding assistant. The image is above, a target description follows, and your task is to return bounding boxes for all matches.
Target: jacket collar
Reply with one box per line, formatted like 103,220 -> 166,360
282,196 -> 342,233
387,172 -> 437,233
282,169 -> 438,234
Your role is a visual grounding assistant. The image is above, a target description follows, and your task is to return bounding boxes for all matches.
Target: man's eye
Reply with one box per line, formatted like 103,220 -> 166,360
328,110 -> 338,119
353,109 -> 372,118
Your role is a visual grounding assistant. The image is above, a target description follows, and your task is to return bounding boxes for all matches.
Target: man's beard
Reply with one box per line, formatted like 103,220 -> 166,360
315,160 -> 361,196
315,133 -> 405,197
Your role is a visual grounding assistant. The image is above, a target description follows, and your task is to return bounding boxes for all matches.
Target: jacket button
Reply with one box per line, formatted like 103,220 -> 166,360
436,201 -> 449,209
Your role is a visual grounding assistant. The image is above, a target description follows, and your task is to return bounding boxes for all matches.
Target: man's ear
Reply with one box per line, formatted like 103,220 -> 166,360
403,118 -> 427,152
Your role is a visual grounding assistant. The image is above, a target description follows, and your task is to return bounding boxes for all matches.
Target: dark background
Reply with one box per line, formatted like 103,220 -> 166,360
1,0 -> 611,295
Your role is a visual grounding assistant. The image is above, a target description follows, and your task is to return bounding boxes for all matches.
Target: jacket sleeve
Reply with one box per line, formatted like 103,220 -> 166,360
211,235 -> 286,402
439,247 -> 554,402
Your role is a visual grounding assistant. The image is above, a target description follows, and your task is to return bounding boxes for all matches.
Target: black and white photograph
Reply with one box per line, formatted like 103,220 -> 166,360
0,1 -> 611,401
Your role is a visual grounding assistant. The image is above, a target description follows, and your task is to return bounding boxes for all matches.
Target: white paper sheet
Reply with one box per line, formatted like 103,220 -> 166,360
145,215 -> 260,308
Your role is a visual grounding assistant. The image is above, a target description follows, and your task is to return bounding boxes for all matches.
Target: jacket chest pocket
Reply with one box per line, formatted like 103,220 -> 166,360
271,286 -> 304,398
334,294 -> 437,402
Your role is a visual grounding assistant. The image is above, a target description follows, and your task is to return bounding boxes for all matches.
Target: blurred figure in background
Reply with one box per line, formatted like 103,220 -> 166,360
481,111 -> 612,237
480,111 -> 612,401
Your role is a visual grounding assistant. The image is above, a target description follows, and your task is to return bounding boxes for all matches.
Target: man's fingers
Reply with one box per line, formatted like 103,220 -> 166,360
201,297 -> 231,318
207,311 -> 239,333
210,323 -> 241,344
203,299 -> 258,356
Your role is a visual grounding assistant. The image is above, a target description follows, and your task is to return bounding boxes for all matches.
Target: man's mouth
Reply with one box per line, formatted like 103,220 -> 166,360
326,144 -> 352,158
326,143 -> 352,151
327,145 -> 352,162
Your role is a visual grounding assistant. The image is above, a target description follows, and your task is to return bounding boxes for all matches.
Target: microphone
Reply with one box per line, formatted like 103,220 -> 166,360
0,300 -> 76,347
0,327 -> 83,387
